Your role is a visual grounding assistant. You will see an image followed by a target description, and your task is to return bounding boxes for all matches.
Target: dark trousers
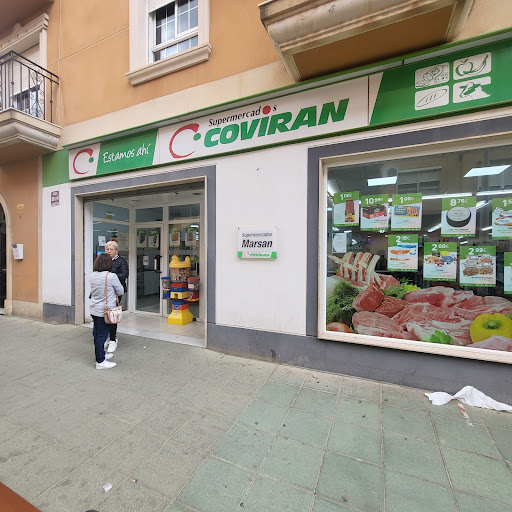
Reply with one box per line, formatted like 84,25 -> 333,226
92,315 -> 109,363
109,295 -> 122,341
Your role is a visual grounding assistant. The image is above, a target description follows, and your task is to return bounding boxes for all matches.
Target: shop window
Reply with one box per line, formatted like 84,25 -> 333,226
126,0 -> 210,86
322,144 -> 512,359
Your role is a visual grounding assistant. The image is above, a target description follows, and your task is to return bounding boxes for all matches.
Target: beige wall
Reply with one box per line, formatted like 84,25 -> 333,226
0,158 -> 40,307
45,0 -> 281,127
455,0 -> 512,41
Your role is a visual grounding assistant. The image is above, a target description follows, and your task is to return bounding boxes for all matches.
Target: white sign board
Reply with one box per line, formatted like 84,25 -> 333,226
238,227 -> 277,259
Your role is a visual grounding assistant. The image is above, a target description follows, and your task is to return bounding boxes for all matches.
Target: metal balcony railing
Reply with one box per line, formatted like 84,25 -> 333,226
0,51 -> 59,124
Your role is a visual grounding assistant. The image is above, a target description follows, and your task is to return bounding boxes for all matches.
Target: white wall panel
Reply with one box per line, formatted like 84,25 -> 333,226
215,145 -> 308,335
42,184 -> 72,305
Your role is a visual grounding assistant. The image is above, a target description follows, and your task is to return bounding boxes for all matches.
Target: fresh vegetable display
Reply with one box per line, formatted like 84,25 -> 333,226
470,313 -> 512,343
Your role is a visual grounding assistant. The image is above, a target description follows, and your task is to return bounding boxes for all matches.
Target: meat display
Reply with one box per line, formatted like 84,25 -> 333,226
328,276 -> 512,351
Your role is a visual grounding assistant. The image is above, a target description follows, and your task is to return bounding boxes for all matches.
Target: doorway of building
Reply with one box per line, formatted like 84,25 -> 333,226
0,203 -> 5,309
84,182 -> 205,345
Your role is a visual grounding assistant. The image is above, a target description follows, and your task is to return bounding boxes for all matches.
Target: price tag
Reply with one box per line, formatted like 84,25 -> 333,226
333,191 -> 360,227
388,234 -> 418,271
423,242 -> 457,282
361,195 -> 389,232
459,245 -> 496,287
504,252 -> 512,294
441,196 -> 476,237
492,197 -> 512,239
391,194 -> 422,231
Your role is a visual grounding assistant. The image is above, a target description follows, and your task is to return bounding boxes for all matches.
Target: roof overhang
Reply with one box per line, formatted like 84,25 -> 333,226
259,0 -> 474,81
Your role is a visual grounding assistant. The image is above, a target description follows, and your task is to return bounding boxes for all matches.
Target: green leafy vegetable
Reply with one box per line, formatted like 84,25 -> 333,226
421,330 -> 452,344
326,280 -> 360,327
383,284 -> 408,300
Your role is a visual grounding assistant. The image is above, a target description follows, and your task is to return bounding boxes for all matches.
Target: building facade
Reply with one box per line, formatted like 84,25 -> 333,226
1,0 -> 512,400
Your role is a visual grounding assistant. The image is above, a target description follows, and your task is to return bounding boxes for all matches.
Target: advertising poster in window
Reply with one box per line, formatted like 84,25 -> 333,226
391,194 -> 422,231
333,192 -> 360,227
148,229 -> 160,249
332,232 -> 347,253
491,197 -> 512,239
504,252 -> 512,294
441,196 -> 476,237
387,234 -> 418,271
169,226 -> 181,247
185,227 -> 197,247
423,242 -> 457,281
136,229 -> 147,248
360,194 -> 389,231
460,246 -> 496,287
117,233 -> 129,252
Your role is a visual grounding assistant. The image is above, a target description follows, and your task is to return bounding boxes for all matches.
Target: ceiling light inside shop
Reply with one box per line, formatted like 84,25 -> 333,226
482,226 -> 493,231
367,177 -> 397,186
464,165 -> 511,177
476,201 -> 488,209
460,240 -> 468,244
476,189 -> 512,196
327,207 -> 333,211
344,230 -> 352,233
423,193 -> 472,200
427,223 -> 442,232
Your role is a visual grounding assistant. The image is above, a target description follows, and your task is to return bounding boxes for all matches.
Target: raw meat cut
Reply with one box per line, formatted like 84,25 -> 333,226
392,303 -> 469,329
327,252 -> 400,290
405,320 -> 473,346
457,296 -> 512,315
352,311 -> 413,339
375,297 -> 408,318
470,336 -> 512,351
403,287 -> 474,308
353,283 -> 384,312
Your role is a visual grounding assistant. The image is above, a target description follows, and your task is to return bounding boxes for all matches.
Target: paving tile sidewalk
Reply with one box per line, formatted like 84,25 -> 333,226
1,315 -> 512,512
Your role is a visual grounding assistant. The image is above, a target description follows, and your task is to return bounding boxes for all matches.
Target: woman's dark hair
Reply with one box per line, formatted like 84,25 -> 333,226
93,253 -> 113,272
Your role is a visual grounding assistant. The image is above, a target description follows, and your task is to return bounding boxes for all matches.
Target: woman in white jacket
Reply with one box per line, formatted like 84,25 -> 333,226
90,253 -> 124,369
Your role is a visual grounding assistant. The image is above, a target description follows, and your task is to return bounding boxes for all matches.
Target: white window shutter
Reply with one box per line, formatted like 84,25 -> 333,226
148,0 -> 171,13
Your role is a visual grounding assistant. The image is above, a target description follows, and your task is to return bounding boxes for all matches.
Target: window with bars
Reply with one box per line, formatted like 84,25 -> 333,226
150,0 -> 198,62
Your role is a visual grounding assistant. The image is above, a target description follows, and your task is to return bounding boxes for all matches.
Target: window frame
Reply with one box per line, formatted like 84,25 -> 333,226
149,0 -> 199,62
127,0 -> 210,86
318,135 -> 512,365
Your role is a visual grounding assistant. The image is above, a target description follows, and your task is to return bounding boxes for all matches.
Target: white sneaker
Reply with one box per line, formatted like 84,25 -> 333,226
107,339 -> 118,353
105,353 -> 113,360
96,360 -> 116,370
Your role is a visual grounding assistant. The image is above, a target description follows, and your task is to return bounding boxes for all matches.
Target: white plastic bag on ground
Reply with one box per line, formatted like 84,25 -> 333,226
425,385 -> 512,412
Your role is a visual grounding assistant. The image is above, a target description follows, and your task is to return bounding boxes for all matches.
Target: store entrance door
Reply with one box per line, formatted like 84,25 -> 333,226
135,225 -> 163,314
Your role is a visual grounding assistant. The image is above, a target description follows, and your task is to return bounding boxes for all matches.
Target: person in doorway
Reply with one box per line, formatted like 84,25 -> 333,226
105,240 -> 128,353
90,253 -> 124,369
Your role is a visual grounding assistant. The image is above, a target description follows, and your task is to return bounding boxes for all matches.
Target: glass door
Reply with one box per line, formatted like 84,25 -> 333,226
135,225 -> 163,313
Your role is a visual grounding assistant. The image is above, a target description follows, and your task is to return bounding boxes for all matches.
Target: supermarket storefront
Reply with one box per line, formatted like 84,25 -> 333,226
42,33 -> 512,399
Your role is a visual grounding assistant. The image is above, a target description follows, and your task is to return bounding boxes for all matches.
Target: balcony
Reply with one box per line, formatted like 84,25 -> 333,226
259,0 -> 474,81
0,51 -> 60,164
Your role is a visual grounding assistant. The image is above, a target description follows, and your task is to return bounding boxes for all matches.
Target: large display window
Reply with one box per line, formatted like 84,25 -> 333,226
321,142 -> 512,362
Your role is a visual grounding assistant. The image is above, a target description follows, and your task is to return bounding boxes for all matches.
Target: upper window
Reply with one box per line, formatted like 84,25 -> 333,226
151,0 -> 198,62
127,0 -> 210,86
